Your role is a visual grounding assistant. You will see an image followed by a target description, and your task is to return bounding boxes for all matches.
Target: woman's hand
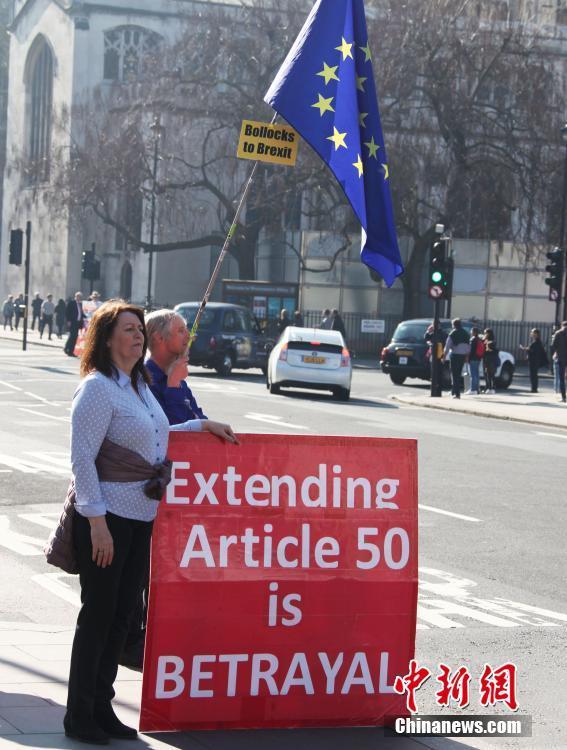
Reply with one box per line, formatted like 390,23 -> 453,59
203,420 -> 239,444
89,516 -> 114,567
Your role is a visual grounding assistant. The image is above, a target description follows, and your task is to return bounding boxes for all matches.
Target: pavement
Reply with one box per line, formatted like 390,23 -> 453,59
0,624 -> 472,750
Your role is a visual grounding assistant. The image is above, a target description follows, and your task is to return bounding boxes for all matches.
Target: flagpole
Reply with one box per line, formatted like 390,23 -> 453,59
188,113 -> 278,344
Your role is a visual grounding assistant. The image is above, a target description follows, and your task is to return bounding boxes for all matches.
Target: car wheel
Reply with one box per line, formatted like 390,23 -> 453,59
333,387 -> 350,401
269,381 -> 281,395
389,374 -> 406,386
216,354 -> 233,376
495,362 -> 514,390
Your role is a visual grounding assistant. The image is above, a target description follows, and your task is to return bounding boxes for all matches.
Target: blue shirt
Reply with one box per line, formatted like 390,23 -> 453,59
146,358 -> 207,425
71,369 -> 202,521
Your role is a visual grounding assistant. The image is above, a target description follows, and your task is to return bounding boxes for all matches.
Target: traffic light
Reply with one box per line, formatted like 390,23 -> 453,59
545,248 -> 564,302
81,250 -> 100,281
428,239 -> 451,299
9,229 -> 23,265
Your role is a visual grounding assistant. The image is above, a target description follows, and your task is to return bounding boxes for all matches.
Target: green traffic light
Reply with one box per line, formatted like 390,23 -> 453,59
431,270 -> 443,283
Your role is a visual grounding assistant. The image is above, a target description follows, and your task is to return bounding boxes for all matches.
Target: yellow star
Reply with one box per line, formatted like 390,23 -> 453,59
316,62 -> 340,85
360,42 -> 372,62
353,154 -> 364,177
327,127 -> 348,151
311,93 -> 335,116
382,163 -> 390,180
356,75 -> 367,92
364,136 -> 379,159
335,37 -> 354,61
359,112 -> 369,128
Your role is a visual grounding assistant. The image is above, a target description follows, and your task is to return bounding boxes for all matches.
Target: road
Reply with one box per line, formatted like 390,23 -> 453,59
0,339 -> 565,749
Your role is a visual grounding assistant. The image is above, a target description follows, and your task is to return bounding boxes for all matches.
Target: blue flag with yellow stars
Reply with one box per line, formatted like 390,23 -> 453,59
265,0 -> 403,286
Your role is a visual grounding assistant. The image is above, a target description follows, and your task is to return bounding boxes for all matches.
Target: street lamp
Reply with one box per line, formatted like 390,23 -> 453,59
560,123 -> 567,321
146,115 -> 165,311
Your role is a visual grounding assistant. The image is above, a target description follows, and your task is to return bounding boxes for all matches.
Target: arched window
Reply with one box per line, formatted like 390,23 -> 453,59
26,38 -> 54,183
120,260 -> 133,300
103,26 -> 162,82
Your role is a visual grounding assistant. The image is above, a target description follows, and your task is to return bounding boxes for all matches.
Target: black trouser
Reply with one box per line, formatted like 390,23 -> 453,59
67,512 -> 153,722
528,360 -> 539,392
450,354 -> 465,397
14,311 -> 22,330
65,323 -> 81,354
559,359 -> 566,401
40,315 -> 53,339
31,312 -> 40,330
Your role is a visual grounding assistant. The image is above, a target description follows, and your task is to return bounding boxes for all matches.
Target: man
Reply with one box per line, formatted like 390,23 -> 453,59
551,320 -> 567,403
466,326 -> 484,395
13,293 -> 24,330
119,309 -> 236,669
320,308 -> 333,329
40,294 -> 55,340
443,318 -> 470,399
2,295 -> 14,330
30,293 -> 43,331
331,308 -> 347,340
64,292 -> 85,356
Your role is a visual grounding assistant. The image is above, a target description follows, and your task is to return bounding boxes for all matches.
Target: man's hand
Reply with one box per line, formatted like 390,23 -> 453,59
89,516 -> 114,568
167,356 -> 189,388
203,420 -> 240,444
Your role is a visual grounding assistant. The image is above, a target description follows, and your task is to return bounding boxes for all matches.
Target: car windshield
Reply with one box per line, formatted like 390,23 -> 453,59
392,322 -> 428,343
176,307 -> 215,330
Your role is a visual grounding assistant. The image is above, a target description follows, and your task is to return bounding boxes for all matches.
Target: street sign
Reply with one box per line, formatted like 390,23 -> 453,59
361,319 -> 385,333
237,120 -> 298,166
141,433 -> 417,731
429,285 -> 443,299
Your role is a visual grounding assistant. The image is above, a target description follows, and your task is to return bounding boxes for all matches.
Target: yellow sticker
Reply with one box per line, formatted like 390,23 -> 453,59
237,120 -> 298,166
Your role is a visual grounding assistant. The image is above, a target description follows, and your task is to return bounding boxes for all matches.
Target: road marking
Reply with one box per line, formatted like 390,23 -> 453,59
0,380 -> 22,391
0,452 -> 70,475
244,412 -> 309,430
419,504 -> 481,523
23,452 -> 70,470
32,572 -> 80,607
534,431 -> 567,440
18,408 -> 71,423
18,511 -> 62,530
24,391 -> 60,407
0,516 -> 46,555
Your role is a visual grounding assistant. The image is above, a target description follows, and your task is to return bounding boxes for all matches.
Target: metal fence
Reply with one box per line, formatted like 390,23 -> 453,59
302,311 -> 558,361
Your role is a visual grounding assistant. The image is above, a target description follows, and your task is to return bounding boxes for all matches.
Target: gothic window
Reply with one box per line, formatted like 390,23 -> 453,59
120,260 -> 133,300
103,26 -> 162,82
26,38 -> 54,183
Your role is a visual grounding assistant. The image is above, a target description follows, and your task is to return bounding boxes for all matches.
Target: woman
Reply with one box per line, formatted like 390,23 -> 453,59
482,328 -> 499,394
55,298 -> 66,338
520,328 -> 548,393
65,300 -> 237,744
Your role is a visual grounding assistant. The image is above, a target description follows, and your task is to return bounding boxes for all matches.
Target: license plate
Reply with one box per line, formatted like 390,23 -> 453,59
399,356 -> 408,365
396,350 -> 413,356
303,356 -> 326,364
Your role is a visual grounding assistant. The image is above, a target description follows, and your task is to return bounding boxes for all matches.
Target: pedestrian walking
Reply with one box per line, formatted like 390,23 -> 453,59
320,308 -> 333,329
520,328 -> 548,393
482,328 -> 499,394
30,293 -> 43,331
13,293 -> 24,330
55,298 -> 66,338
64,292 -> 85,356
40,294 -> 55,340
276,308 -> 291,336
466,326 -> 484,395
118,309 -> 237,669
551,320 -> 567,403
443,318 -> 470,399
2,295 -> 14,330
331,308 -> 347,340
293,310 -> 304,327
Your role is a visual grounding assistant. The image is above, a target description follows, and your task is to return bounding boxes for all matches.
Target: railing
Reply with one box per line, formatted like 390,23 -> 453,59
301,311 -> 558,360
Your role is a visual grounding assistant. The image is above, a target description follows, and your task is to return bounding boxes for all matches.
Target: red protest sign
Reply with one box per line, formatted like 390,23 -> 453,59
140,433 -> 417,731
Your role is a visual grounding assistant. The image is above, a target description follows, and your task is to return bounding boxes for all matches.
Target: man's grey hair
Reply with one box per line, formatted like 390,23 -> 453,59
145,309 -> 183,345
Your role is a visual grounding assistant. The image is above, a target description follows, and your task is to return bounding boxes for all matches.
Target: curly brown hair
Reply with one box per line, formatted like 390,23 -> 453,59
79,299 -> 150,392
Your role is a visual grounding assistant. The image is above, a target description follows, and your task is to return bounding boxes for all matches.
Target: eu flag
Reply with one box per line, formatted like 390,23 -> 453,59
265,0 -> 403,287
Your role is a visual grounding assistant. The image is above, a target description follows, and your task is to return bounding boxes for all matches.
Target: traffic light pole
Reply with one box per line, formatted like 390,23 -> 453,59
561,141 -> 567,323
430,298 -> 442,397
90,242 -> 95,295
22,221 -> 31,352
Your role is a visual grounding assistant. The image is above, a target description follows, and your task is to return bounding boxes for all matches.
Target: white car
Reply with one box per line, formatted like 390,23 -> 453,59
266,326 -> 352,400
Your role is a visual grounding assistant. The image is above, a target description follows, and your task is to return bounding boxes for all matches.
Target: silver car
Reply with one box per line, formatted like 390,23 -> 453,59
267,326 -> 352,400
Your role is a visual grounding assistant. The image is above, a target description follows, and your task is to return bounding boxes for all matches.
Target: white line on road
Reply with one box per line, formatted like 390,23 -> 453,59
31,573 -> 80,607
534,431 -> 567,440
0,516 -> 46,554
24,391 -> 60,407
419,504 -> 481,523
0,380 -> 22,391
18,407 -> 71,423
244,412 -> 309,430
